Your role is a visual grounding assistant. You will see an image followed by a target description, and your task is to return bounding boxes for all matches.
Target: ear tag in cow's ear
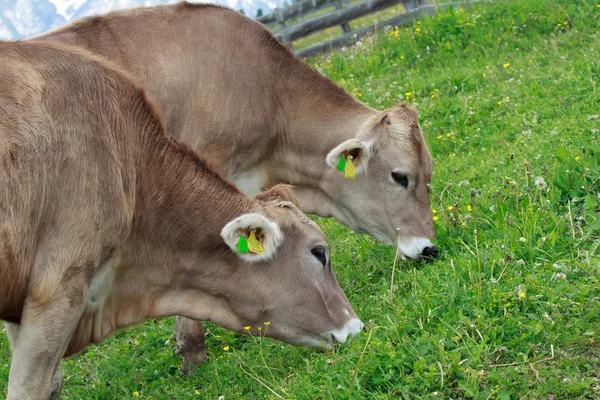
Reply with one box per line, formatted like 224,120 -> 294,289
337,156 -> 346,173
344,155 -> 356,179
237,235 -> 249,253
247,231 -> 264,254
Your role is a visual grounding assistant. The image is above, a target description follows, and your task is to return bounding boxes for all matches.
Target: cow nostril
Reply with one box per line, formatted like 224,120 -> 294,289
420,245 -> 439,262
362,324 -> 368,333
331,333 -> 337,343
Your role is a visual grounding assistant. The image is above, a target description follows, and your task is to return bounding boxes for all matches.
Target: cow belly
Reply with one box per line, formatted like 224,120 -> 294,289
232,165 -> 268,197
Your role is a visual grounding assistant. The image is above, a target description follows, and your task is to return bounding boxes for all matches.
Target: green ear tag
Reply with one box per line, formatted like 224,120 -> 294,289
237,236 -> 249,253
337,157 -> 346,172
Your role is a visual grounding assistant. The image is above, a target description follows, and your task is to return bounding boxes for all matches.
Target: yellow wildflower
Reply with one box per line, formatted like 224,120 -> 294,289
433,216 -> 439,222
133,392 -> 140,398
223,345 -> 230,351
519,292 -> 526,299
244,325 -> 251,331
467,205 -> 472,212
503,63 -> 510,68
437,135 -> 442,139
264,321 -> 271,326
461,222 -> 467,227
498,101 -> 502,105
485,65 -> 490,69
447,205 -> 454,211
432,209 -> 437,214
195,390 -> 200,395
400,55 -> 405,59
575,156 -> 580,161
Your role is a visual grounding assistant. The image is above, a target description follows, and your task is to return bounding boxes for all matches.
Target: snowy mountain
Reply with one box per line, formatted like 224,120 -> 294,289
0,0 -> 280,40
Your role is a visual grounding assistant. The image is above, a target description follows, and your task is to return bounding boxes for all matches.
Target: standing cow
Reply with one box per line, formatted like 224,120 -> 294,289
0,41 -> 362,399
35,2 -> 437,372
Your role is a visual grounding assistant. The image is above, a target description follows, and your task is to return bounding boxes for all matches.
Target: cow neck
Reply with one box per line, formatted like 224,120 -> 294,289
269,65 -> 376,210
112,132 -> 257,323
133,133 -> 257,251
68,123 -> 259,355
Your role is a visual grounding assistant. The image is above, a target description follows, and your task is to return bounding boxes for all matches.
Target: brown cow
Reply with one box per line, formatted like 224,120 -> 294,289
0,41 -> 362,399
34,2 -> 438,374
35,2 -> 438,260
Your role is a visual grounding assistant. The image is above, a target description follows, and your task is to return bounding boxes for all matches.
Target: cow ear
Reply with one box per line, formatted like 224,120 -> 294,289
221,213 -> 283,262
325,138 -> 372,176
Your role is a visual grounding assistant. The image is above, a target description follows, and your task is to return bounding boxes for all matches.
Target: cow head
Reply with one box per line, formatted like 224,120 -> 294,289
217,185 -> 363,346
323,103 -> 438,261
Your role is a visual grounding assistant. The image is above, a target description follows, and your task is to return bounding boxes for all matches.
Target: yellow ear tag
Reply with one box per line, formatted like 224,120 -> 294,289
344,156 -> 356,179
247,231 -> 264,254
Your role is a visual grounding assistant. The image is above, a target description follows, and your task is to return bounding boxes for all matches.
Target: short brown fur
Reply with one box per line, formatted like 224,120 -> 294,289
0,40 -> 359,398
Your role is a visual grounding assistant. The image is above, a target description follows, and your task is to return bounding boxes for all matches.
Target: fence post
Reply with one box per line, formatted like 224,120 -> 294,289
404,0 -> 417,11
276,9 -> 286,29
334,0 -> 352,33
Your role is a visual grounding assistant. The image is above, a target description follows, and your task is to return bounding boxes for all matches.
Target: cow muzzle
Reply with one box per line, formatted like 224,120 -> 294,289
398,237 -> 439,262
327,318 -> 364,344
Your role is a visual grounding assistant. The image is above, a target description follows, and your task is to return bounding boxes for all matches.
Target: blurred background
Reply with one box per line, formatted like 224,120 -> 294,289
0,0 -> 279,40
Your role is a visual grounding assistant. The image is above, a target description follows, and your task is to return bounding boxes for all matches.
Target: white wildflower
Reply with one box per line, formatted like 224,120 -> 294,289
534,176 -> 547,189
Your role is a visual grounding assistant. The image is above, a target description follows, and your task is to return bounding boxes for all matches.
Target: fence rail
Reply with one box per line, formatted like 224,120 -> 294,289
258,0 -> 480,57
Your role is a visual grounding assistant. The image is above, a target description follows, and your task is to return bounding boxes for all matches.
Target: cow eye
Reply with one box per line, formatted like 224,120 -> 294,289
391,171 -> 409,188
311,246 -> 327,266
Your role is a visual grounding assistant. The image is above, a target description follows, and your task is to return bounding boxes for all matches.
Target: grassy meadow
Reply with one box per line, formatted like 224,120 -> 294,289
2,0 -> 600,398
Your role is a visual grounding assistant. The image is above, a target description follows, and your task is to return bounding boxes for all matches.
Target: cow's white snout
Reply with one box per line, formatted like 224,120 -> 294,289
398,237 -> 438,261
328,318 -> 363,344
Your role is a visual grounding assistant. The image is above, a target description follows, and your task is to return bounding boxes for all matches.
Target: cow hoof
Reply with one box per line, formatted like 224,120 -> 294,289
49,367 -> 63,400
180,350 -> 208,375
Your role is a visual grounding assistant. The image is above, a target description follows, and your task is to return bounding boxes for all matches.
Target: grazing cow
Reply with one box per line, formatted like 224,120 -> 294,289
0,41 -> 362,399
34,2 -> 438,373
36,2 -> 438,260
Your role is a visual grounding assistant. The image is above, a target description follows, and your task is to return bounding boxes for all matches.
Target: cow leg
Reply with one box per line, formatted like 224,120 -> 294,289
6,265 -> 89,399
6,322 -> 66,400
174,316 -> 207,375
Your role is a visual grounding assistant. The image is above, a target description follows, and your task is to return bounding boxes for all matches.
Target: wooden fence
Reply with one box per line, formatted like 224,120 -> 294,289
257,0 -> 479,58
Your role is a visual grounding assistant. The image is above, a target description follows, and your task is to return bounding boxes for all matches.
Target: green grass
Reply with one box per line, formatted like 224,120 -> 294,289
2,0 -> 600,398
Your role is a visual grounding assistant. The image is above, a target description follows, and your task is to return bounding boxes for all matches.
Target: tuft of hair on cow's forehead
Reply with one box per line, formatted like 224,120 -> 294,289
363,104 -> 423,150
257,200 -> 313,229
276,202 -> 312,225
360,102 -> 432,172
